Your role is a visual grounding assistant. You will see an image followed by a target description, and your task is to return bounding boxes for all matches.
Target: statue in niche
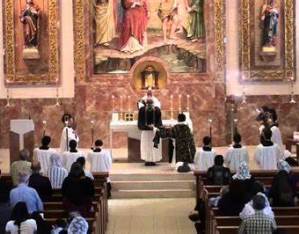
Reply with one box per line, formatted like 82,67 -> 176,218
260,0 -> 279,52
141,66 -> 159,90
20,0 -> 40,59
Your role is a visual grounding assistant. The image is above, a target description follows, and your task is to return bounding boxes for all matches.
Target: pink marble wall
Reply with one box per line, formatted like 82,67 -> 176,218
229,95 -> 299,146
0,73 -> 229,149
2,86 -> 298,149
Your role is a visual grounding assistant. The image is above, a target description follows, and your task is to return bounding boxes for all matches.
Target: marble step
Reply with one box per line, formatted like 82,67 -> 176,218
112,180 -> 195,191
110,173 -> 194,182
112,189 -> 195,199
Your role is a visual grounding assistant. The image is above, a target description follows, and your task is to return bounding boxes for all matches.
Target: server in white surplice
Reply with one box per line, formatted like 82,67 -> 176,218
137,93 -> 163,166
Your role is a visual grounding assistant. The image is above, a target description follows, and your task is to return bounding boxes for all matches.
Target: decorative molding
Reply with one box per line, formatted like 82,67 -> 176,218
4,0 -> 60,85
215,0 -> 225,72
73,0 -> 86,82
240,0 -> 295,81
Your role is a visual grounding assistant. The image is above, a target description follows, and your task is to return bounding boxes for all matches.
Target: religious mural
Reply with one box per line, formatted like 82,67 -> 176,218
93,0 -> 206,74
3,0 -> 60,84
240,0 -> 295,81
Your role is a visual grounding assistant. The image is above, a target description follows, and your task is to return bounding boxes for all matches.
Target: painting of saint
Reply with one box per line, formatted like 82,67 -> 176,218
20,0 -> 40,48
93,0 -> 206,74
94,0 -> 118,46
119,0 -> 149,53
261,0 -> 279,48
186,0 -> 205,41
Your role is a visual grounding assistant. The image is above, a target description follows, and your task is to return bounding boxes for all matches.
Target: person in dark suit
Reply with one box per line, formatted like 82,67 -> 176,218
28,162 -> 52,202
62,163 -> 95,217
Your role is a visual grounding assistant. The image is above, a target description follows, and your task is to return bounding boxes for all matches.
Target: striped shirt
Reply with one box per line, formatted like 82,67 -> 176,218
47,166 -> 68,189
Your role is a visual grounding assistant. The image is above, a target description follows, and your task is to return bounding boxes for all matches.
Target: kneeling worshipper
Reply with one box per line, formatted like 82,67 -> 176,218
255,127 -> 282,170
194,136 -> 216,171
33,135 -> 56,174
138,94 -> 163,166
87,139 -> 113,198
62,163 -> 95,217
225,133 -> 249,172
59,113 -> 79,153
47,153 -> 68,189
63,140 -> 85,171
154,113 -> 196,172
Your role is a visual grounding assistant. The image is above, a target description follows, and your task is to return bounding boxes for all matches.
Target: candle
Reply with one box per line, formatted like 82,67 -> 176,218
170,95 -> 173,119
90,120 -> 95,148
179,94 -> 182,113
55,87 -> 60,106
187,95 -> 190,112
120,96 -> 123,112
208,118 -> 213,139
112,95 -> 115,112
128,95 -> 131,112
120,96 -> 123,120
5,88 -> 10,107
42,120 -> 47,136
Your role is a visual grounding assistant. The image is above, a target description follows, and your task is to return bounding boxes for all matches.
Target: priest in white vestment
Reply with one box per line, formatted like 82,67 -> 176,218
33,136 -> 56,174
137,91 -> 162,166
63,140 -> 85,171
225,133 -> 249,172
194,136 -> 216,171
255,128 -> 282,170
59,114 -> 79,153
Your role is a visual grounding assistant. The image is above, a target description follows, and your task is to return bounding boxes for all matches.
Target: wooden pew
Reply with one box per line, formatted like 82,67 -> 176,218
216,225 -> 299,234
194,169 -> 299,205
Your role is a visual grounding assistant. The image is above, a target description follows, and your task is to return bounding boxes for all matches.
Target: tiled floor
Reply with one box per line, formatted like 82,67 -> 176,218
106,198 -> 197,234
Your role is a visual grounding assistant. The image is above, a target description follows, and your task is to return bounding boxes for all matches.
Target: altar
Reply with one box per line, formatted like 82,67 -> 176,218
109,113 -> 193,162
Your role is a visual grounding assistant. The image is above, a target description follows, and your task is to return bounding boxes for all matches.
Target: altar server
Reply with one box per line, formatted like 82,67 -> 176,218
63,140 -> 85,171
33,136 -> 56,174
138,97 -> 162,166
225,133 -> 249,172
87,139 -> 112,197
194,136 -> 216,171
59,114 -> 79,153
255,128 -> 282,170
257,107 -> 289,158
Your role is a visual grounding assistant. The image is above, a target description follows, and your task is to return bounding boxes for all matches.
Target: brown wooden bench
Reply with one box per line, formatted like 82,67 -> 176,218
216,225 -> 299,234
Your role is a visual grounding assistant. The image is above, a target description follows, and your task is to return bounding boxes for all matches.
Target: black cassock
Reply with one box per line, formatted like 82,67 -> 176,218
137,106 -> 162,130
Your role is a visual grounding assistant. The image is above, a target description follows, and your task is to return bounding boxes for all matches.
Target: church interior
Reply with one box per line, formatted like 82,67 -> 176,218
1,0 -> 299,233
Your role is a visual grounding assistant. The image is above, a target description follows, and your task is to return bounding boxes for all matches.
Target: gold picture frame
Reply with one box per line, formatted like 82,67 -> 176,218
240,0 -> 295,81
3,0 -> 60,85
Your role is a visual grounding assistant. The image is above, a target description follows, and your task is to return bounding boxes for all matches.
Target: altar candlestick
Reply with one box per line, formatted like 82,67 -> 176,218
42,120 -> 47,137
208,118 -> 213,140
233,118 -> 238,135
90,120 -> 95,148
120,96 -> 123,120
5,88 -> 10,107
170,95 -> 174,119
55,86 -> 60,106
187,95 -> 190,112
128,95 -> 131,112
179,95 -> 182,113
112,95 -> 115,112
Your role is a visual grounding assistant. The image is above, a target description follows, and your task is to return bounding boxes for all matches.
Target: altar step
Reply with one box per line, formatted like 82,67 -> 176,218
111,173 -> 195,199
